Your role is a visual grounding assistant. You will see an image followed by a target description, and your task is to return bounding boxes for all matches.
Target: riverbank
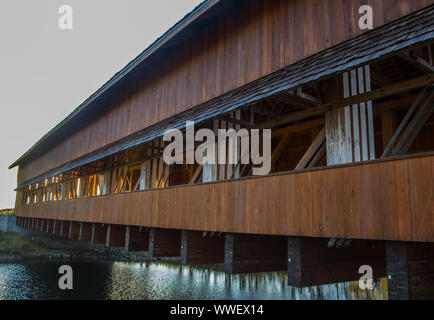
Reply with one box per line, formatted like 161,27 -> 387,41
0,230 -> 149,263
0,230 -> 48,259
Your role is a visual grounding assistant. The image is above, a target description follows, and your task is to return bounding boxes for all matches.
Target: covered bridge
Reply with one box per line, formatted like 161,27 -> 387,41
10,0 -> 434,299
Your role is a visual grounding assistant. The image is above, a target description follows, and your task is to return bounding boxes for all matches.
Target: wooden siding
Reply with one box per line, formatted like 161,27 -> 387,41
17,0 -> 433,185
16,153 -> 434,242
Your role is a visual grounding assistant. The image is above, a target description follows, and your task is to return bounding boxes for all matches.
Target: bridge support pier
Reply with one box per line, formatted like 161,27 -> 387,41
126,227 -> 149,252
386,241 -> 434,300
181,230 -> 225,265
106,225 -> 125,248
59,221 -> 65,237
224,233 -> 287,274
287,237 -> 386,287
149,228 -> 181,259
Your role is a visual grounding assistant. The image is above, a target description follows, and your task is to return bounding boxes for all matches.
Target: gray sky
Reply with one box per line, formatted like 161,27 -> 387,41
0,0 -> 203,209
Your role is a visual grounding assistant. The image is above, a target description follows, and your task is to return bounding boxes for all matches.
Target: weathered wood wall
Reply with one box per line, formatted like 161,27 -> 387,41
16,153 -> 434,242
18,0 -> 433,185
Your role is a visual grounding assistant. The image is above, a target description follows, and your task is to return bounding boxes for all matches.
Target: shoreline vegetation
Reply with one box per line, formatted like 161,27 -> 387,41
0,230 -> 149,263
0,209 -> 14,215
0,230 -> 48,255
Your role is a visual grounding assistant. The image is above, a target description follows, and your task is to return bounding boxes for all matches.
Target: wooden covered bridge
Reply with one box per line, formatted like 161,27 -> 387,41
10,0 -> 434,299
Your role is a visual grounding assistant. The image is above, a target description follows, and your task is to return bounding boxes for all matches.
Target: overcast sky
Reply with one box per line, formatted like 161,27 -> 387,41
0,0 -> 203,209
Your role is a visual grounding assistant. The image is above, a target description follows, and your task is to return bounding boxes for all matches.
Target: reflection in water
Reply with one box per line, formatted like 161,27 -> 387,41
0,261 -> 387,300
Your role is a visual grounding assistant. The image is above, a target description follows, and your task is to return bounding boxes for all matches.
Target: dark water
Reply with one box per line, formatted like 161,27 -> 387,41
0,261 -> 387,300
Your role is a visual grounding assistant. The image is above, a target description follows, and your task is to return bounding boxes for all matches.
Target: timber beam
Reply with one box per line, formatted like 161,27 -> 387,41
149,228 -> 182,259
398,52 -> 434,74
287,237 -> 386,287
224,233 -> 287,274
260,74 -> 433,130
322,74 -> 434,109
181,230 -> 225,265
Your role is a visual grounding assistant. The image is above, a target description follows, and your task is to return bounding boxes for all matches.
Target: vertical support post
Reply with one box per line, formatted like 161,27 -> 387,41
60,221 -> 64,238
60,183 -> 64,200
68,222 -> 73,239
77,178 -> 82,198
102,172 -> 110,195
46,220 -> 50,233
139,163 -> 147,191
325,67 -> 375,166
148,228 -> 155,258
203,120 -> 219,182
106,225 -> 111,248
52,220 -> 56,235
91,223 -> 96,245
79,222 -> 83,241
125,226 -> 131,252
224,234 -> 235,274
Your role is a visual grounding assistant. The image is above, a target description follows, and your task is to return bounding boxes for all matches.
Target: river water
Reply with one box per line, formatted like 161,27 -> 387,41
0,261 -> 387,300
